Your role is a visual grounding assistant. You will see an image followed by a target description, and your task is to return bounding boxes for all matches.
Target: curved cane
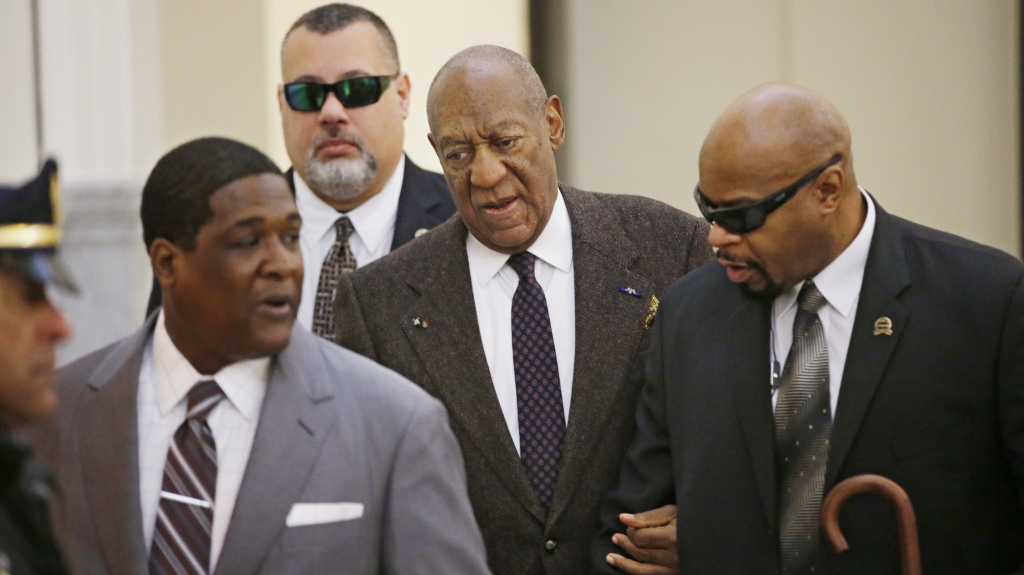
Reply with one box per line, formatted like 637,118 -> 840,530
820,474 -> 922,575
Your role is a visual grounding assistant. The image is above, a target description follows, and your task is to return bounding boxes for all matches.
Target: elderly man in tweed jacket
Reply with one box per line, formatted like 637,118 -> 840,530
333,45 -> 713,575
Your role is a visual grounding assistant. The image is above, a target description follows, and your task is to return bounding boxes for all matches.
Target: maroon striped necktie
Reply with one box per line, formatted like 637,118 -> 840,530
508,252 -> 566,510
149,380 -> 224,575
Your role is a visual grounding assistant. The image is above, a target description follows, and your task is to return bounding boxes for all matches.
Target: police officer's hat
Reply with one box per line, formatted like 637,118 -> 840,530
0,160 -> 77,292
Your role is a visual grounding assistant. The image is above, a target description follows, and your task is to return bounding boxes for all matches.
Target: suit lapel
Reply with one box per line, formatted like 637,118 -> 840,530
78,321 -> 153,575
547,188 -> 655,525
727,296 -> 777,530
825,202 -> 910,489
392,158 -> 450,249
214,328 -> 336,575
400,220 -> 546,523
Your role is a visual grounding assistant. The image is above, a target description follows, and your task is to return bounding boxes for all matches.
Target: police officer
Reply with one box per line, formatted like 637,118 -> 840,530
0,160 -> 73,575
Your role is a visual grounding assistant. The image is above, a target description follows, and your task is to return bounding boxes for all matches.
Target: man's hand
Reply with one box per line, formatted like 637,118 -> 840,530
605,504 -> 679,575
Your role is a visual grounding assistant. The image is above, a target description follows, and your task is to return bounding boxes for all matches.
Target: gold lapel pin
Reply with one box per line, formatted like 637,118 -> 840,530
644,295 -> 660,330
873,317 -> 893,336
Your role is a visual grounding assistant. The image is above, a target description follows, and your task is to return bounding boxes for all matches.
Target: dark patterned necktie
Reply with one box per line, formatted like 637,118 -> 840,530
312,216 -> 356,340
508,252 -> 566,510
774,281 -> 832,575
149,380 -> 224,575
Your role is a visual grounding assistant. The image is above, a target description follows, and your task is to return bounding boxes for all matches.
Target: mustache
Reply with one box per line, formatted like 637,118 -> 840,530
719,250 -> 784,300
310,127 -> 367,152
718,250 -> 768,275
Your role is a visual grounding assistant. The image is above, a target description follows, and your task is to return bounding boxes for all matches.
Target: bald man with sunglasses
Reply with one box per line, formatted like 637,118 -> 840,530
146,3 -> 455,340
593,84 -> 1024,575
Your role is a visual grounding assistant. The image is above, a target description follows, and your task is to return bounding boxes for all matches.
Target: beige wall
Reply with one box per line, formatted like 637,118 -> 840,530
0,0 -> 39,182
161,0 -> 270,154
561,0 -> 1021,257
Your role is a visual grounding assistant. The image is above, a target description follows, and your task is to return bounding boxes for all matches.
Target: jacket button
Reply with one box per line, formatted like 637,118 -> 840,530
544,539 -> 558,552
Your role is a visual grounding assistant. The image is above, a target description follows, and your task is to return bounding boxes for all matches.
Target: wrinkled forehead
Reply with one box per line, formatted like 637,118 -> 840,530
431,68 -> 539,134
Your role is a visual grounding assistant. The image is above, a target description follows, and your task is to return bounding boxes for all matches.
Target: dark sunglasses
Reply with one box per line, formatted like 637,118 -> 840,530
693,154 -> 842,234
283,74 -> 398,112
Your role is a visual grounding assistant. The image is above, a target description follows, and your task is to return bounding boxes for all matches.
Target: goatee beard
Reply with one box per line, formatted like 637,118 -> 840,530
303,131 -> 378,203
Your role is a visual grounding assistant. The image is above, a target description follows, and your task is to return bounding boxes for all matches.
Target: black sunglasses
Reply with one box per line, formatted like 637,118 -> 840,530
693,154 -> 842,234
283,74 -> 398,112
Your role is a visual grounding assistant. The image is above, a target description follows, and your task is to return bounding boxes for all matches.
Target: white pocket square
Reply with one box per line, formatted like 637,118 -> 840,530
286,502 -> 364,527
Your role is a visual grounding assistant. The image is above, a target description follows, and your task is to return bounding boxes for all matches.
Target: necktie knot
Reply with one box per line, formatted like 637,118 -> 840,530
797,280 -> 826,315
334,215 -> 355,241
186,380 -> 224,421
507,252 -> 537,282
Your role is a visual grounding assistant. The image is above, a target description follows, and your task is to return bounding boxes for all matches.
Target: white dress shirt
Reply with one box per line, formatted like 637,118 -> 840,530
467,191 -> 575,454
295,154 -> 406,330
138,312 -> 270,571
771,189 -> 876,417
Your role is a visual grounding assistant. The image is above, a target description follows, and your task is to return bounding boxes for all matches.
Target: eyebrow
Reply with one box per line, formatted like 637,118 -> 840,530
232,212 -> 301,228
438,121 -> 526,148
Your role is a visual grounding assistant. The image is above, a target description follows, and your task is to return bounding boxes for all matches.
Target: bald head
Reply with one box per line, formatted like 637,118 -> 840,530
701,83 -> 854,188
427,45 -> 548,134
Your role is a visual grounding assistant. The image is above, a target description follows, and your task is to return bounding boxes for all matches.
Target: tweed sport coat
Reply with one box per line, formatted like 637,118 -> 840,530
333,185 -> 713,575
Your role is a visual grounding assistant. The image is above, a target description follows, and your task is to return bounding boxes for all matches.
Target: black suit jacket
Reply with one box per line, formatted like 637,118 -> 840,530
593,197 -> 1024,574
333,186 -> 713,575
145,156 -> 453,314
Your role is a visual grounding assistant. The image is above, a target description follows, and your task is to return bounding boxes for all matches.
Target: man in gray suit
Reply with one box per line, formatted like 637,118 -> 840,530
333,46 -> 713,575
29,137 -> 490,575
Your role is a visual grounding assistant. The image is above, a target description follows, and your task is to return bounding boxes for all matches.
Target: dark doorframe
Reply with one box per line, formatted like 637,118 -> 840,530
529,0 -> 571,177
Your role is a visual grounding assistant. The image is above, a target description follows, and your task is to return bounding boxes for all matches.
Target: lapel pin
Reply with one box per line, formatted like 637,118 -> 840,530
644,295 -> 660,329
873,317 -> 893,336
619,286 -> 643,298
412,317 -> 430,329
414,228 -> 429,238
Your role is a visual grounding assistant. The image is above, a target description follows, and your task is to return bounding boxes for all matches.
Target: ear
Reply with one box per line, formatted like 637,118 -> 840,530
815,166 -> 845,214
395,72 -> 411,119
428,132 -> 440,159
149,238 -> 182,292
545,95 -> 565,151
277,84 -> 286,114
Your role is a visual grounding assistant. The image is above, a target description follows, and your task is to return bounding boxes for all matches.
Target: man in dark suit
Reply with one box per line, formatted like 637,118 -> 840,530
31,137 -> 490,575
147,3 -> 454,340
333,45 -> 713,575
593,83 -> 1024,575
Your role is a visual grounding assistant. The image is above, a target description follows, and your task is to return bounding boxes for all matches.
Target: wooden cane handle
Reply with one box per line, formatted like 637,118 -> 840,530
820,474 -> 922,575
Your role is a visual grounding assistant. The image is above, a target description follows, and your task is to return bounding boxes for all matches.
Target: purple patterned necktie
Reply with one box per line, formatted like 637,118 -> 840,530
149,380 -> 224,575
508,252 -> 566,510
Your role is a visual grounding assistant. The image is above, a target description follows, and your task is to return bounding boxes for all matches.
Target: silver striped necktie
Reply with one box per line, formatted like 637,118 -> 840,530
312,216 -> 356,341
149,380 -> 224,575
774,281 -> 832,575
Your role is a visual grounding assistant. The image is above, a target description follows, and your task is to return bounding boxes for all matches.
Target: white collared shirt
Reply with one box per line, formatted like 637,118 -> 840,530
771,188 -> 876,417
295,154 -> 406,330
467,191 -> 576,454
138,312 -> 271,571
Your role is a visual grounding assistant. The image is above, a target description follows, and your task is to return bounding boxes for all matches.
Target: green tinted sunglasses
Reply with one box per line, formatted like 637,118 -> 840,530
283,74 -> 398,112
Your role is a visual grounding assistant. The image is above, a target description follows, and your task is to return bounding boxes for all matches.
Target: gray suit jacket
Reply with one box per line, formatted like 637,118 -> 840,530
333,186 -> 713,575
28,319 -> 491,575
